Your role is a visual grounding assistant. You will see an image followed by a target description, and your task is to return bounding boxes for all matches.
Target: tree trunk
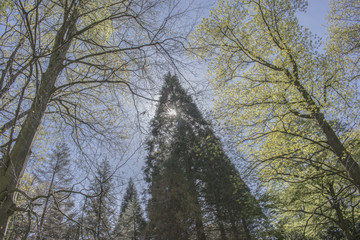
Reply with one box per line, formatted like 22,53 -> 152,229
290,69 -> 360,192
229,213 -> 241,240
0,10 -> 78,238
195,212 -> 207,240
189,177 -> 206,240
314,112 -> 360,191
328,182 -> 355,240
214,203 -> 228,240
36,160 -> 58,240
217,218 -> 227,240
241,218 -> 252,240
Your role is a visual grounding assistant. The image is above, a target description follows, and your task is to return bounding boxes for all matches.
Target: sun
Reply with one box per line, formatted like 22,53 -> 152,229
167,108 -> 177,116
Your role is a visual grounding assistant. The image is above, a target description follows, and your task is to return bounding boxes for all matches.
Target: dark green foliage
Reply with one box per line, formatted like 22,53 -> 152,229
114,178 -> 146,240
147,156 -> 195,239
120,178 -> 137,214
197,131 -> 263,239
144,74 -> 264,239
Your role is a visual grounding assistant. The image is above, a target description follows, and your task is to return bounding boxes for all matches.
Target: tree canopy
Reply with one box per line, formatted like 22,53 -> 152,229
1,0 -> 359,239
191,0 -> 360,193
191,0 -> 360,238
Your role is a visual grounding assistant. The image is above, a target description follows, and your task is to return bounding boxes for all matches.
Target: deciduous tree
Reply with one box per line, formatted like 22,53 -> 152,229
191,0 -> 360,238
0,0 -> 190,236
191,0 -> 360,192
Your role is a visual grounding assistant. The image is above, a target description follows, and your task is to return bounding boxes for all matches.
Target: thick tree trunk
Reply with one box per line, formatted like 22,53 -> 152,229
217,217 -> 227,240
229,213 -> 241,240
0,10 -> 77,238
195,214 -> 207,240
214,203 -> 228,240
290,68 -> 360,192
328,182 -> 355,240
190,178 -> 206,240
314,112 -> 360,191
187,168 -> 206,239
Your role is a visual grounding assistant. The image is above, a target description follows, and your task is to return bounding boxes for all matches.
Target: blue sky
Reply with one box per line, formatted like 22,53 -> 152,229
297,0 -> 330,41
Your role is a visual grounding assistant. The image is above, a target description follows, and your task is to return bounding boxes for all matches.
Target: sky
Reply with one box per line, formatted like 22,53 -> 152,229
297,0 -> 330,43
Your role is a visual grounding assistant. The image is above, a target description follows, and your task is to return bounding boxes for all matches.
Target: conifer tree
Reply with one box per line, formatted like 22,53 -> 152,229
83,159 -> 117,240
144,74 -> 264,239
114,178 -> 146,240
5,143 -> 77,240
146,134 -> 202,240
36,143 -> 76,240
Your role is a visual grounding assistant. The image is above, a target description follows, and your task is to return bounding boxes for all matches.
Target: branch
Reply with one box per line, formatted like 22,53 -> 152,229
0,109 -> 30,135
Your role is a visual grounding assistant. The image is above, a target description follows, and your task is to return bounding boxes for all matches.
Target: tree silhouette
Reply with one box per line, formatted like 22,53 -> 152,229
144,74 -> 264,239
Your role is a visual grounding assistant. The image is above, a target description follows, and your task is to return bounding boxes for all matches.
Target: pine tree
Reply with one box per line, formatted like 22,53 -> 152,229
36,143 -> 76,240
5,143 -> 77,240
146,137 -> 201,239
83,159 -> 117,240
196,131 -> 263,239
144,74 -> 264,239
114,178 -> 146,240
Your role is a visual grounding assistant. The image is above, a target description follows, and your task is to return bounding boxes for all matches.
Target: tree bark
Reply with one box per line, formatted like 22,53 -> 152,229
0,10 -> 78,238
216,212 -> 228,240
189,176 -> 206,240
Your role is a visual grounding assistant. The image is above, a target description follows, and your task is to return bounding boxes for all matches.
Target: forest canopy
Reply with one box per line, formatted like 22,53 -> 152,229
1,0 -> 359,239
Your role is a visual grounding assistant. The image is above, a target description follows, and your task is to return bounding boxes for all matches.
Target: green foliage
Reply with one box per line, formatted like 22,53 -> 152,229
147,155 -> 196,239
191,0 -> 358,181
0,0 -> 187,235
195,130 -> 265,239
145,74 -> 207,239
114,178 -> 146,240
145,74 -> 264,239
191,0 -> 360,238
328,0 -> 360,70
0,0 -> 12,16
120,178 -> 138,215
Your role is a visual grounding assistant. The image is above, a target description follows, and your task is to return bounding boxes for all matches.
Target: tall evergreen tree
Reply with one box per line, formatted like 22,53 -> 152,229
83,159 -> 117,240
36,143 -> 76,240
146,134 -> 202,239
144,74 -> 264,239
5,143 -> 77,240
114,178 -> 146,240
